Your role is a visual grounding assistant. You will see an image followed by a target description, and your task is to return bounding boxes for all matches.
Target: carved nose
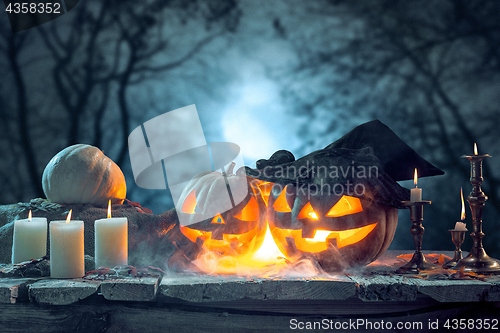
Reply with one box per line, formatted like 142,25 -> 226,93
211,228 -> 225,240
301,226 -> 316,238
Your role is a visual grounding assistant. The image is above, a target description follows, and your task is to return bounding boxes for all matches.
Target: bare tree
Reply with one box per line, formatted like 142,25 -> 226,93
0,20 -> 44,199
37,0 -> 239,165
0,0 -> 240,207
272,0 -> 500,252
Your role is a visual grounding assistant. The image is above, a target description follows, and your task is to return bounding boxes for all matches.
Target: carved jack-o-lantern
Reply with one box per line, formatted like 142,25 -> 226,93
176,163 -> 267,258
246,146 -> 411,271
244,120 -> 445,271
267,184 -> 398,271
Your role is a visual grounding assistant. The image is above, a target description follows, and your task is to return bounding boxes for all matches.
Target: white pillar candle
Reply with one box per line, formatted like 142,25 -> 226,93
50,219 -> 84,278
410,168 -> 422,202
410,187 -> 422,202
11,213 -> 47,264
94,217 -> 128,268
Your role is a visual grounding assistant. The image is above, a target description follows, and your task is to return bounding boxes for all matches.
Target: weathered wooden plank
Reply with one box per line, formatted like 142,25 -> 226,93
348,275 -> 418,301
406,278 -> 492,302
1,294 -> 499,333
28,279 -> 100,305
478,276 -> 500,302
100,276 -> 159,301
0,278 -> 40,304
160,294 -> 444,316
159,274 -> 356,302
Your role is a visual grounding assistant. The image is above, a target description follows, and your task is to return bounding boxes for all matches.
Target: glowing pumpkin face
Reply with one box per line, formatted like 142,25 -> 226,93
267,184 -> 398,271
176,165 -> 267,258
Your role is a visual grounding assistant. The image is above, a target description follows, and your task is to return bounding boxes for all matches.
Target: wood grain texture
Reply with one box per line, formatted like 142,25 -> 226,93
348,275 -> 418,301
0,295 -> 499,333
100,277 -> 159,301
28,279 -> 100,305
484,277 -> 500,301
160,274 -> 356,302
0,278 -> 40,303
1,250 -> 500,307
406,278 -> 492,302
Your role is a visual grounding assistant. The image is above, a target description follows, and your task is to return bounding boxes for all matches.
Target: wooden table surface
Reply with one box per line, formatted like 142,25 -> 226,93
1,250 -> 500,332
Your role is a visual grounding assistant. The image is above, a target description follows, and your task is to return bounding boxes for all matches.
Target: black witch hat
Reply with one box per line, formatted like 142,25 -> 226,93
245,120 -> 444,209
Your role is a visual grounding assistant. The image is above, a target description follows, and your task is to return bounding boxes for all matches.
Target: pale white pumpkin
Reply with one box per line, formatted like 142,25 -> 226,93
42,144 -> 127,207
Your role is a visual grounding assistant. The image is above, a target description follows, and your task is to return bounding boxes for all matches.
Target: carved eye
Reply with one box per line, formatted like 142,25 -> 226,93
181,190 -> 198,214
211,213 -> 225,224
233,196 -> 259,221
273,186 -> 292,212
297,202 -> 319,220
326,195 -> 363,217
257,181 -> 273,205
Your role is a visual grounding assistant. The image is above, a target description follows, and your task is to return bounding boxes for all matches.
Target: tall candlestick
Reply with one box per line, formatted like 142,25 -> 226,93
453,143 -> 500,274
12,210 -> 47,264
94,201 -> 128,268
50,210 -> 84,278
396,200 -> 437,274
410,168 -> 422,201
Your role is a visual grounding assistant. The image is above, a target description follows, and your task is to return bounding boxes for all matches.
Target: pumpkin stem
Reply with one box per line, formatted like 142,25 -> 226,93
225,162 -> 236,176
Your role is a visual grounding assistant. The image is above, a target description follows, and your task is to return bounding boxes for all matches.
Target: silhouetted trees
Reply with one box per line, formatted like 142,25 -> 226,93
272,0 -> 500,254
2,0 -> 500,257
0,0 -> 240,205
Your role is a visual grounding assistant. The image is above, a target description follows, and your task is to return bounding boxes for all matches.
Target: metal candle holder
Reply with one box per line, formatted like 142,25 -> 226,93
442,230 -> 466,269
453,152 -> 500,274
396,200 -> 439,274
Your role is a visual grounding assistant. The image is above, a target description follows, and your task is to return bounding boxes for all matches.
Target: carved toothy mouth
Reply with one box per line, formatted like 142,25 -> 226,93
273,223 -> 377,253
179,224 -> 260,255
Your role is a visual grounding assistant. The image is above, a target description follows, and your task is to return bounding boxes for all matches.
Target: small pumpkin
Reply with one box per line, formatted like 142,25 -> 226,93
176,163 -> 267,258
42,144 -> 127,207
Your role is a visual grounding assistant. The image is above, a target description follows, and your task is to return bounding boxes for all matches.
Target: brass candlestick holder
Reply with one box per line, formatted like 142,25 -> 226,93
396,200 -> 439,274
442,230 -> 466,269
453,151 -> 500,274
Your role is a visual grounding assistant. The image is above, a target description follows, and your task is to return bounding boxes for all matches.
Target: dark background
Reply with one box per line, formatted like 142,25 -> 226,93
1,0 -> 499,257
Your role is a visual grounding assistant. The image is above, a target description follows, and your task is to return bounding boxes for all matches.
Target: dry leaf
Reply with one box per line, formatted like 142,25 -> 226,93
397,254 -> 413,260
124,199 -> 154,214
450,266 -> 491,281
397,253 -> 452,265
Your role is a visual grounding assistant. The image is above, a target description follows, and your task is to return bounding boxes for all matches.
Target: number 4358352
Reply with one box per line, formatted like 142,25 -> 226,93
5,2 -> 61,14
444,318 -> 498,330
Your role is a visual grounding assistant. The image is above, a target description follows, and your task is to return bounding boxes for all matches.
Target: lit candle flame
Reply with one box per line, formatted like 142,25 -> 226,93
460,187 -> 465,221
66,209 -> 72,223
28,210 -> 32,221
107,200 -> 112,219
413,168 -> 418,187
474,143 -> 478,155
